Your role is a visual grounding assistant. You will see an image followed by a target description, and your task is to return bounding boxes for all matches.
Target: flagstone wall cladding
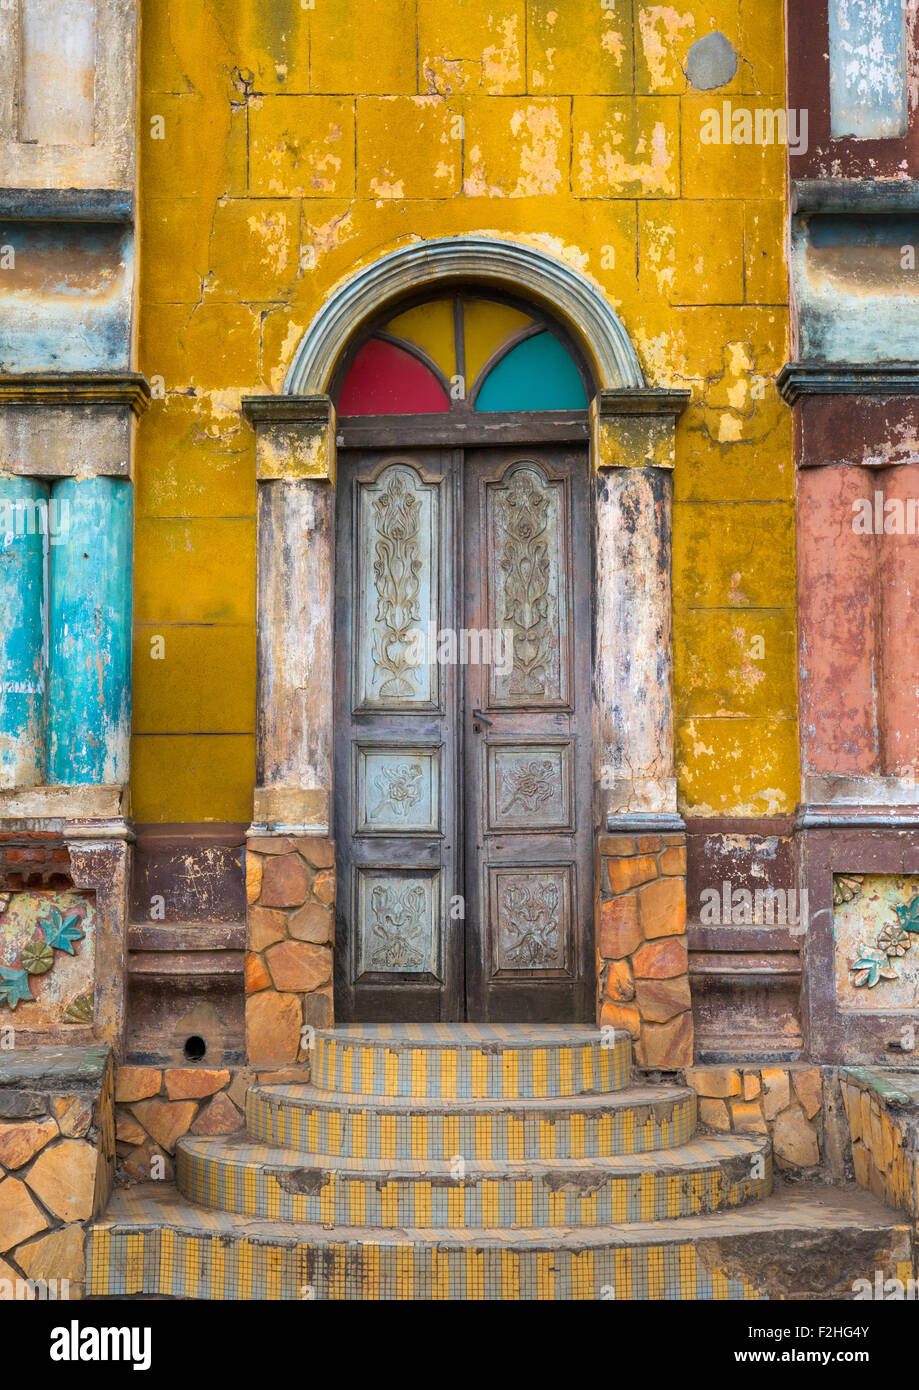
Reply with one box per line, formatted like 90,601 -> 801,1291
112,1062 -> 310,1180
597,832 -> 693,1068
133,0 -> 794,825
685,1063 -> 824,1170
113,1063 -> 257,1181
841,1071 -> 919,1222
0,1045 -> 114,1300
244,837 -> 335,1066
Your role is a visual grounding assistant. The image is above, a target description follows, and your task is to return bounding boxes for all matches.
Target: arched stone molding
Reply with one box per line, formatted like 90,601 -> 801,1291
284,236 -> 645,397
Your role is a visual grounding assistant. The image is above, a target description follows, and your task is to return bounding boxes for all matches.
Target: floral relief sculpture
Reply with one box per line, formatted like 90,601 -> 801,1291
848,892 -> 919,989
0,902 -> 86,1011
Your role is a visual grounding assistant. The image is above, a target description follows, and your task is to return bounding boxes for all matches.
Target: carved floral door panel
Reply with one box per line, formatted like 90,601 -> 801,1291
463,449 -> 594,1021
334,450 -> 462,1020
334,446 -> 592,1021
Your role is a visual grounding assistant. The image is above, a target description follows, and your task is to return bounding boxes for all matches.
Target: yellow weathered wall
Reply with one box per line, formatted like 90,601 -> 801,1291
133,0 -> 794,823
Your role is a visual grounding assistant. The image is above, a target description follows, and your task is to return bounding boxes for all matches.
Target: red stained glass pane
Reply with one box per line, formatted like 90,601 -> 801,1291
338,338 -> 450,415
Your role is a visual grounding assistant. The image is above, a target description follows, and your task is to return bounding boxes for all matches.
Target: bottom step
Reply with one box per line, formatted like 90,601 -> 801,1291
87,1182 -> 913,1301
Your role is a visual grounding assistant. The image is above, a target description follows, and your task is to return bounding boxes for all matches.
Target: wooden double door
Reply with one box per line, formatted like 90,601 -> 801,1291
333,444 -> 593,1021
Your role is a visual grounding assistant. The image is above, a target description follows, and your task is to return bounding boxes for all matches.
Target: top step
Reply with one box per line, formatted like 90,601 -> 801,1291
311,1024 -> 631,1099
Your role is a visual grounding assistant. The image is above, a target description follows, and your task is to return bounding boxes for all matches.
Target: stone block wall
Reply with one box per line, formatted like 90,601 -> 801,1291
113,1063 -> 309,1180
245,836 -> 335,1068
597,832 -> 693,1069
841,1070 -> 919,1221
685,1064 -> 823,1170
0,1044 -> 113,1300
114,1065 -> 244,1181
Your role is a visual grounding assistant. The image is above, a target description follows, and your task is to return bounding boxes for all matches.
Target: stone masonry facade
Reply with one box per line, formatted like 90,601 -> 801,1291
841,1070 -> 919,1224
685,1064 -> 824,1170
597,832 -> 693,1069
244,836 -> 336,1066
0,1046 -> 114,1300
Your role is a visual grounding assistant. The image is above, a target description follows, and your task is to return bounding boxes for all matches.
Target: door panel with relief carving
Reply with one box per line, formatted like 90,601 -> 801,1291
462,448 -> 594,1021
334,445 -> 593,1021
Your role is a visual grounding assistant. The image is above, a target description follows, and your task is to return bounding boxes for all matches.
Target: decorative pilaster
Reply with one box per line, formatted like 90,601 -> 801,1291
0,373 -> 148,823
780,362 -> 919,1062
66,832 -> 131,1057
0,477 -> 46,787
590,390 -> 689,820
243,395 -> 336,837
242,395 -> 339,1060
49,477 -> 133,785
244,835 -> 335,1067
779,363 -> 919,814
589,389 -> 691,1065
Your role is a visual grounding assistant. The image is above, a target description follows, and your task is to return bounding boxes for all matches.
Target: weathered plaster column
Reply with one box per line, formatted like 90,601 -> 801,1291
0,373 -> 148,825
590,389 -> 693,1068
0,476 -> 48,787
48,476 -> 133,785
241,395 -> 337,1064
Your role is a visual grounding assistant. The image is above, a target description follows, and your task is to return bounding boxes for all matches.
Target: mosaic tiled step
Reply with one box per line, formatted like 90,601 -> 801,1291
88,1181 -> 914,1301
310,1023 -> 631,1098
175,1131 -> 771,1228
246,1081 -> 698,1159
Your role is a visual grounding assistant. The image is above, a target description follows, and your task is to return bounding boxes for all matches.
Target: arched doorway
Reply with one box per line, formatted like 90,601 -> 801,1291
332,292 -> 595,1022
243,236 -> 689,1057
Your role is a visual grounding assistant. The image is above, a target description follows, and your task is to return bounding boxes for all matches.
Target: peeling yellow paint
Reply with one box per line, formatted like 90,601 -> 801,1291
509,104 -> 565,197
577,117 -> 676,198
638,5 -> 694,88
483,16 -> 523,92
134,0 -> 794,822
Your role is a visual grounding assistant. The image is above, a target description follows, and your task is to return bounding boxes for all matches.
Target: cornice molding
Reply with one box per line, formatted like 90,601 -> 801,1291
592,388 -> 691,418
777,362 -> 919,405
792,178 -> 919,215
0,373 -> 151,415
241,394 -> 333,426
0,188 -> 133,222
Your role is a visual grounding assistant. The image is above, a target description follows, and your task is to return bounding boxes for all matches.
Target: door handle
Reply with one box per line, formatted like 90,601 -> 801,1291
472,709 -> 493,729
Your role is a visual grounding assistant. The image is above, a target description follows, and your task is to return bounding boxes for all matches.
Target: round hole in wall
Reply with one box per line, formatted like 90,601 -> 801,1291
183,1035 -> 207,1062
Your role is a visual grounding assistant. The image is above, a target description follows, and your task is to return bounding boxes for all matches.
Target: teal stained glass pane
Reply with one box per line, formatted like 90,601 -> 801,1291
474,332 -> 588,411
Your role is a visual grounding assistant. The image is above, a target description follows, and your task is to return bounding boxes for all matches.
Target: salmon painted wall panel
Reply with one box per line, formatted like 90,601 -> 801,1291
797,464 -> 881,778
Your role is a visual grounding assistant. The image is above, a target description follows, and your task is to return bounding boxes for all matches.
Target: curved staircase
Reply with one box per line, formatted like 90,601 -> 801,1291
87,1024 -> 913,1300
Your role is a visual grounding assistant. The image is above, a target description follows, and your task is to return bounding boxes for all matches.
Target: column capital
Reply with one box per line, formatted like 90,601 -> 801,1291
0,374 -> 150,479
242,393 -> 336,482
590,389 -> 690,471
591,388 -> 692,419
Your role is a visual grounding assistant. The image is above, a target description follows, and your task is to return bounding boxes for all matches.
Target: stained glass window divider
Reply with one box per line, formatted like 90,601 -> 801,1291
374,331 -> 453,394
467,323 -> 551,406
